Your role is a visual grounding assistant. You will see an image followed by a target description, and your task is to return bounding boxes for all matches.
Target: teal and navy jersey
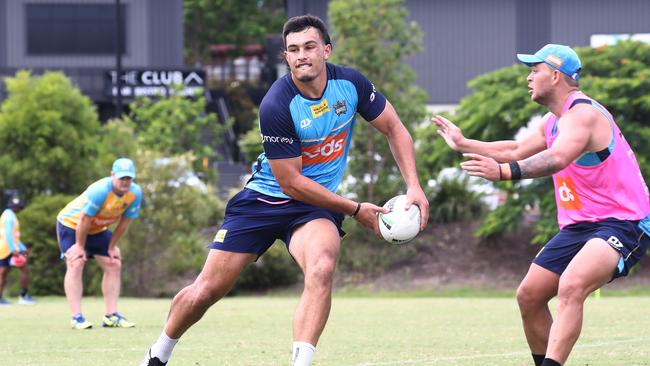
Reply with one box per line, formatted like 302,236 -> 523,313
246,63 -> 387,198
57,177 -> 143,234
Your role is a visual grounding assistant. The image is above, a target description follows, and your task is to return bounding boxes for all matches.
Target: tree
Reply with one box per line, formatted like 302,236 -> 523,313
124,90 -> 226,179
328,0 -> 429,203
119,151 -> 224,296
416,40 -> 650,244
0,71 -> 102,199
183,0 -> 286,64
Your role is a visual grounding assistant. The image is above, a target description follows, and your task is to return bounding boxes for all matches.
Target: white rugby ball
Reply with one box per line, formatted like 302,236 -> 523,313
378,195 -> 421,244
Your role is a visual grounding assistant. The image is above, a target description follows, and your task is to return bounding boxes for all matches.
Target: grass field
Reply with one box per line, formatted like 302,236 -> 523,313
1,294 -> 649,366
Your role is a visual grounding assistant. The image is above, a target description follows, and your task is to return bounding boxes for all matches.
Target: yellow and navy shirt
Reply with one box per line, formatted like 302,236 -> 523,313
246,63 -> 387,198
0,209 -> 24,260
57,177 -> 143,235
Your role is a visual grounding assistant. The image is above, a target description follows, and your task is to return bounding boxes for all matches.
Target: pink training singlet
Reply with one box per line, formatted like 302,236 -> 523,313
544,92 -> 650,229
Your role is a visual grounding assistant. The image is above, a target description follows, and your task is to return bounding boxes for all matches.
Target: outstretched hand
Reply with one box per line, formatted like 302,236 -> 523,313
432,115 -> 465,151
460,153 -> 501,181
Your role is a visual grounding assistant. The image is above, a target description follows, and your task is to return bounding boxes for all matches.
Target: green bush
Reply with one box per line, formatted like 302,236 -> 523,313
119,151 -> 225,297
233,242 -> 301,292
429,175 -> 487,224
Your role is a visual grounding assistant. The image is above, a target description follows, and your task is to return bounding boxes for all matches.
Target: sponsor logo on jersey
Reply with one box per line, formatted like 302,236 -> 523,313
370,83 -> 376,102
301,130 -> 349,165
300,118 -> 312,129
261,134 -> 294,144
214,229 -> 227,243
333,100 -> 347,116
310,100 -> 330,118
556,176 -> 582,210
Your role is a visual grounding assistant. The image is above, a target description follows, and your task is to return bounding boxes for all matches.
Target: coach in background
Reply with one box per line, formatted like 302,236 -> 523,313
0,195 -> 37,305
140,14 -> 428,366
433,44 -> 650,366
57,158 -> 142,329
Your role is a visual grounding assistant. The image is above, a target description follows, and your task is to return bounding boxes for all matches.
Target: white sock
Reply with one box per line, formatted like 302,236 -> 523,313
150,330 -> 179,363
291,341 -> 316,366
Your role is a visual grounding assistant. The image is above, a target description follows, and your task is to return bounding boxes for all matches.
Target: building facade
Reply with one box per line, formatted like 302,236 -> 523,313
0,0 -> 185,119
287,0 -> 650,105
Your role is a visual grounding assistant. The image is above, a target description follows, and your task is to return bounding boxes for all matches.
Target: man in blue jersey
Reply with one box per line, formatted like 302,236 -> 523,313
57,158 -> 142,329
141,15 -> 429,366
0,195 -> 36,305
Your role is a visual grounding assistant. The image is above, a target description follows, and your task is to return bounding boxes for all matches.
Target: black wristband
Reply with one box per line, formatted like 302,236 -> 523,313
351,202 -> 361,218
498,164 -> 503,180
509,161 -> 522,180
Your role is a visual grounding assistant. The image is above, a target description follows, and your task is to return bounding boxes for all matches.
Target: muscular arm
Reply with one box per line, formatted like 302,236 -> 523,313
369,101 -> 429,227
461,108 -> 597,181
433,115 -> 547,162
513,108 -> 595,179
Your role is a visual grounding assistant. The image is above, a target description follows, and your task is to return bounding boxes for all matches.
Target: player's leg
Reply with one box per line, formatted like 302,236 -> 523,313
544,238 -> 619,365
95,254 -> 121,314
58,222 -> 92,328
516,263 -> 558,360
142,249 -> 255,365
17,260 -> 36,305
0,260 -> 9,304
289,218 -> 341,365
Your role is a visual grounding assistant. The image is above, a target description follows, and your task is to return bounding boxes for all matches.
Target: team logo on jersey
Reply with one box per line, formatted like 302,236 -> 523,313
333,100 -> 347,116
310,100 -> 330,118
301,130 -> 349,165
214,229 -> 227,243
370,83 -> 377,102
556,177 -> 582,210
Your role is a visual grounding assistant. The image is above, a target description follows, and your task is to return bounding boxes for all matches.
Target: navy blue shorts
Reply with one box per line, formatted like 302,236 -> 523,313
56,221 -> 113,258
534,218 -> 650,278
209,188 -> 345,256
0,253 -> 15,267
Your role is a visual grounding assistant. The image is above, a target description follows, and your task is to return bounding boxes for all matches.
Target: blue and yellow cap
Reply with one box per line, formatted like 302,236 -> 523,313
112,158 -> 136,179
517,44 -> 582,80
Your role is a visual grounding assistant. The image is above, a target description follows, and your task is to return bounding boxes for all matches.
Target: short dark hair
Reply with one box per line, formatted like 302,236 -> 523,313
282,15 -> 331,50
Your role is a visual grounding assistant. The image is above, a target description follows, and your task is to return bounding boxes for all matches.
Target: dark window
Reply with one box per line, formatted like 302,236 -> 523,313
26,3 -> 126,55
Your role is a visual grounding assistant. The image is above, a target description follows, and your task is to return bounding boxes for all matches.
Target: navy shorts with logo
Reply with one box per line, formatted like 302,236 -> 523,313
209,188 -> 345,256
534,218 -> 650,279
56,221 -> 113,258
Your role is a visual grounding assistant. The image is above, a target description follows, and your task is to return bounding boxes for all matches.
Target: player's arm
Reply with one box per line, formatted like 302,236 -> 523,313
4,216 -> 17,254
432,115 -> 547,162
75,213 -> 92,248
109,217 -> 132,249
515,108 -> 593,179
461,109 -> 594,181
267,158 -> 386,234
368,101 -> 429,229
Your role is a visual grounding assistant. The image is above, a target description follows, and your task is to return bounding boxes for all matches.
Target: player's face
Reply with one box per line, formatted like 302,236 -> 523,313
111,173 -> 133,196
284,27 -> 331,83
526,63 -> 555,105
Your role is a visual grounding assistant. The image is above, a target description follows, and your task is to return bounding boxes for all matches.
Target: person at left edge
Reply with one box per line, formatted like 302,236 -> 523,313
56,158 -> 142,329
0,196 -> 37,305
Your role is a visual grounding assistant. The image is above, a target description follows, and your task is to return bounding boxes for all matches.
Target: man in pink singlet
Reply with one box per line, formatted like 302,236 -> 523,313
432,44 -> 650,366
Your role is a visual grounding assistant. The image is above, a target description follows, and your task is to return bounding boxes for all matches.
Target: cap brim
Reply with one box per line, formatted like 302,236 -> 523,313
115,172 -> 135,179
516,53 -> 544,66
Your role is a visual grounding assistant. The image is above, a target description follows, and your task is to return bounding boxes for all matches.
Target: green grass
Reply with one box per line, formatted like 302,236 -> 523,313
1,295 -> 649,365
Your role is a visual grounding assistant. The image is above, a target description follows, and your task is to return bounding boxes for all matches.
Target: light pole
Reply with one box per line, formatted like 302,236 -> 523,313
115,0 -> 123,118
